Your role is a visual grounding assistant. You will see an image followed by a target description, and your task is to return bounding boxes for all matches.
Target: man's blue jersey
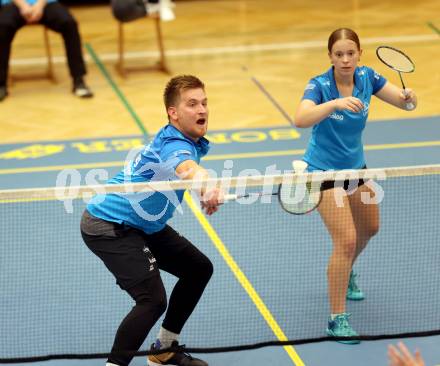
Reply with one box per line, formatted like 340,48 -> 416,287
301,66 -> 386,171
87,124 -> 210,234
2,0 -> 57,4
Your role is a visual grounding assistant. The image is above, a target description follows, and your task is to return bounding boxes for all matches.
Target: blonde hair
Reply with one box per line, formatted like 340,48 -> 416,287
163,75 -> 205,109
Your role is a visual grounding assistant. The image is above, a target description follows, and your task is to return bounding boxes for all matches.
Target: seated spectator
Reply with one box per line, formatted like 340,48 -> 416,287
0,0 -> 93,101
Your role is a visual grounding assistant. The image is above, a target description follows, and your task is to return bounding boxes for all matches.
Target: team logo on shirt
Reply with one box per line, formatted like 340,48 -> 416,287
121,147 -> 183,222
172,149 -> 192,157
305,83 -> 316,91
362,101 -> 370,116
329,112 -> 344,121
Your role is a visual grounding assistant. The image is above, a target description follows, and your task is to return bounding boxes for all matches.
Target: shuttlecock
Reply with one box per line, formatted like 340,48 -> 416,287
292,160 -> 308,173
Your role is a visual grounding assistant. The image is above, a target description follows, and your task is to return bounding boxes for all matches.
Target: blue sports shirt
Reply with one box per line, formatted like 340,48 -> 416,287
2,0 -> 57,5
301,66 -> 386,171
87,124 -> 210,234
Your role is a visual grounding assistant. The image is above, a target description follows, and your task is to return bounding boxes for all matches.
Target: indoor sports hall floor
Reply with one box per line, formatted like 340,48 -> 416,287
1,1 -> 440,366
1,117 -> 440,366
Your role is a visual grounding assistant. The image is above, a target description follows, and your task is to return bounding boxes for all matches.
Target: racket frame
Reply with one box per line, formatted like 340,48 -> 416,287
376,45 -> 415,110
277,182 -> 323,215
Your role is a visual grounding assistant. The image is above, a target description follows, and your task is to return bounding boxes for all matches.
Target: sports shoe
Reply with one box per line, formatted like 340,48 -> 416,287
326,313 -> 360,344
148,340 -> 208,366
147,0 -> 175,21
0,86 -> 8,102
346,271 -> 364,301
72,79 -> 93,98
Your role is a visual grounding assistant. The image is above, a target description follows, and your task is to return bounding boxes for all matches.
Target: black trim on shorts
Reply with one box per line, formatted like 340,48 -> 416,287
320,165 -> 367,192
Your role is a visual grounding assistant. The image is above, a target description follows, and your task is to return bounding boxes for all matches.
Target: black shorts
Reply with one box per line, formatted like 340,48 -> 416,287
320,165 -> 367,192
80,210 -> 207,290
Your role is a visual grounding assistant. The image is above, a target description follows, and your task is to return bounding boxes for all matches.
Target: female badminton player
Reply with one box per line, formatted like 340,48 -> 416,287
294,28 -> 418,343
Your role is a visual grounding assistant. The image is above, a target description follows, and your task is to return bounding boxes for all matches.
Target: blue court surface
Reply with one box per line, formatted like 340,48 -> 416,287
1,116 -> 440,366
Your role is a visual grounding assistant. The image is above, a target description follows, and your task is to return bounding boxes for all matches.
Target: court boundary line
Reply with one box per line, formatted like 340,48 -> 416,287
1,140 -> 440,175
427,22 -> 440,35
85,43 -> 149,137
184,193 -> 304,366
242,65 -> 296,127
10,34 -> 439,66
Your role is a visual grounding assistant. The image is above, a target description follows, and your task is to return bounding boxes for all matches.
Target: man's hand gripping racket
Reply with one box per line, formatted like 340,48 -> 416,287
223,160 -> 322,215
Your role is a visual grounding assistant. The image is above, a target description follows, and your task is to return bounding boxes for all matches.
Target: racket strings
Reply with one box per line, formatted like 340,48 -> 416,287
278,180 -> 322,215
376,46 -> 415,73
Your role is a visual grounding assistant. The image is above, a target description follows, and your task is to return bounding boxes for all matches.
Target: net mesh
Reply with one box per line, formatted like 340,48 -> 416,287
1,165 -> 439,362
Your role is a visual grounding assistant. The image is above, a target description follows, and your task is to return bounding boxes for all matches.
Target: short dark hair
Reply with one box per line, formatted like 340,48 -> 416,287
328,28 -> 361,52
163,75 -> 205,110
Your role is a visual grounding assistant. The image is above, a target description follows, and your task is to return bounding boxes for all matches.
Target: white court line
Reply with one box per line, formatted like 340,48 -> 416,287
11,33 -> 438,66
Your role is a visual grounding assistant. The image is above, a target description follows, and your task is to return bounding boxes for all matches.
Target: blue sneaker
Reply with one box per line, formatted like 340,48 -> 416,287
347,271 -> 364,301
326,313 -> 360,344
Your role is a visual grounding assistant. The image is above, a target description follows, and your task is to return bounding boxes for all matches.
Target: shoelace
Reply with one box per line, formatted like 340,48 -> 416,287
336,314 -> 356,335
349,273 -> 360,291
174,344 -> 194,360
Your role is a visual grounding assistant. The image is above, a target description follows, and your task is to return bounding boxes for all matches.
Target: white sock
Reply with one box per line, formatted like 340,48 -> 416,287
157,326 -> 179,348
106,363 -> 119,366
330,313 -> 344,320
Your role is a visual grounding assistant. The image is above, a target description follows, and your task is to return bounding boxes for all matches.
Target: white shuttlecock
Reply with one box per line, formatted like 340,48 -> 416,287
292,160 -> 308,173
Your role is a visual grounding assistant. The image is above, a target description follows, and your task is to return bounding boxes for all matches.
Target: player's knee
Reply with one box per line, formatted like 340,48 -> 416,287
129,278 -> 167,316
154,289 -> 168,317
338,235 -> 357,259
188,255 -> 213,286
60,16 -> 78,32
198,256 -> 214,283
138,287 -> 167,317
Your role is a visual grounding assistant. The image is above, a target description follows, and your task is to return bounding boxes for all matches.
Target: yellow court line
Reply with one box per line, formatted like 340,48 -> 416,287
184,193 -> 305,366
364,141 -> 440,150
0,161 -> 121,175
1,140 -> 440,175
0,197 -> 57,204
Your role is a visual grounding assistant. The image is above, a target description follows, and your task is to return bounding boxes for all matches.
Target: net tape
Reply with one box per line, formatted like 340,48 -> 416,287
1,164 -> 439,202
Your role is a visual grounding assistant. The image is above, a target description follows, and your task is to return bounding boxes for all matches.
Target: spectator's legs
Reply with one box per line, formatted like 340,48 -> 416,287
41,2 -> 86,80
0,4 -> 25,98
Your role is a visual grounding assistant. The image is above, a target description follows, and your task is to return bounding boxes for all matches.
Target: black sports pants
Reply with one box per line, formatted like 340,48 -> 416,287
81,211 -> 213,366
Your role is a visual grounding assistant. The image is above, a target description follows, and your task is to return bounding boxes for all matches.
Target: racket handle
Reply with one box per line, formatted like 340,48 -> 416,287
405,102 -> 415,111
403,89 -> 415,111
223,193 -> 239,201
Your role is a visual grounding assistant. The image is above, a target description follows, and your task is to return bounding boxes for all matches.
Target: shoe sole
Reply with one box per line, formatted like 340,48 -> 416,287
148,360 -> 168,366
148,360 -> 207,366
326,329 -> 360,344
346,295 -> 365,301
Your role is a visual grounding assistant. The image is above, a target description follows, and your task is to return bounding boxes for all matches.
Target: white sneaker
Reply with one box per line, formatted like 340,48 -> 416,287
147,0 -> 175,21
72,80 -> 93,98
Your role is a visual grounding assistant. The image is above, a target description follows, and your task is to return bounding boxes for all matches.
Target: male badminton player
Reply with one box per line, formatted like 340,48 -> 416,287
294,28 -> 418,343
81,75 -> 221,366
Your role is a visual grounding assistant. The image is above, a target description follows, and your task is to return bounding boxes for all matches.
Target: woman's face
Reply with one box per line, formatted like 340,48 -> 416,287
329,39 -> 362,76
